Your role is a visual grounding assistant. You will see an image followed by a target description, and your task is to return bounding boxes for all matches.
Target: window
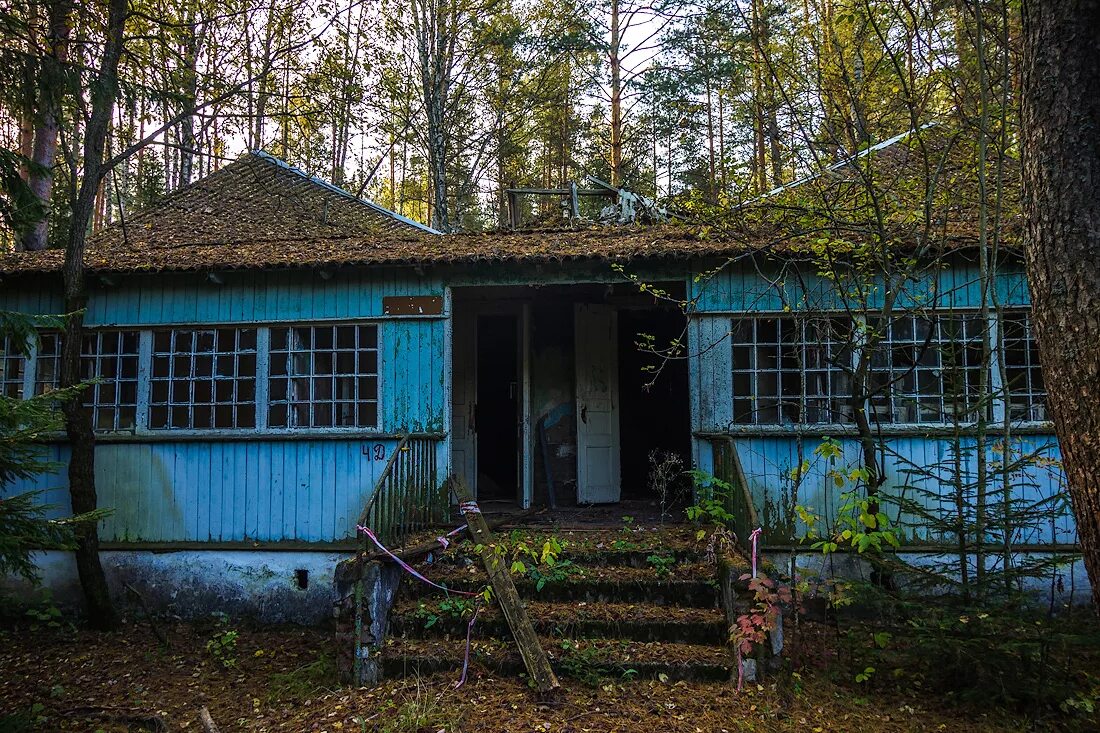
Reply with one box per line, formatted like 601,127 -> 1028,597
269,324 -> 378,428
1,333 -> 27,398
868,314 -> 987,424
81,331 -> 140,431
731,316 -> 854,425
33,332 -> 61,395
149,328 -> 257,429
1001,313 -> 1046,422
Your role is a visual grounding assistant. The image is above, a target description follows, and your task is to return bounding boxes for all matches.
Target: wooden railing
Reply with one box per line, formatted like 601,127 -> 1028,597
356,432 -> 447,551
704,433 -> 761,550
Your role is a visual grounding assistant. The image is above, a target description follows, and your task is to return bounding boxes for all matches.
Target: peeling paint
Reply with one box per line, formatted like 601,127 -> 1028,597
2,550 -> 346,624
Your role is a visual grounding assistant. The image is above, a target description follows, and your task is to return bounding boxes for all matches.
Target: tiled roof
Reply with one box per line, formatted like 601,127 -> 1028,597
0,224 -> 758,275
0,141 -> 1020,277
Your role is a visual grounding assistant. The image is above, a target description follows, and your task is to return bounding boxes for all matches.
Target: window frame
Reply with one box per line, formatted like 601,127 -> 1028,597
267,323 -> 380,431
3,320 -> 387,437
728,309 -> 1047,430
81,328 -> 142,433
730,314 -> 857,427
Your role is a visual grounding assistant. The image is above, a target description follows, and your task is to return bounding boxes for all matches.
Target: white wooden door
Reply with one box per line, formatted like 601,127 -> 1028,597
574,304 -> 621,504
451,311 -> 477,493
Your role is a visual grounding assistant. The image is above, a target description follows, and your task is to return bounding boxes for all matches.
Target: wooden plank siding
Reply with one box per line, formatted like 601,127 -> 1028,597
687,257 -> 1070,546
1,267 -> 447,544
1,255 -> 1072,549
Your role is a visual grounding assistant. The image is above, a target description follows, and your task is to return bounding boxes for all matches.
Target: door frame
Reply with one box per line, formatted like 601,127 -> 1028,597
451,299 -> 533,508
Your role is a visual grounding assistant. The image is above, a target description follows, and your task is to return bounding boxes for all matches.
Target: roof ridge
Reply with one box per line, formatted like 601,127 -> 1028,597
248,150 -> 441,235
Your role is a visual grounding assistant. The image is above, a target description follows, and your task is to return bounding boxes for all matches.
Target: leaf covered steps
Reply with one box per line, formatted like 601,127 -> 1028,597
390,597 -> 727,644
381,636 -> 735,683
383,525 -> 737,683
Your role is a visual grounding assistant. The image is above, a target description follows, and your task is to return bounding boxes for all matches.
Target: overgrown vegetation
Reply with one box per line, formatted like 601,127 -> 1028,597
0,312 -> 103,592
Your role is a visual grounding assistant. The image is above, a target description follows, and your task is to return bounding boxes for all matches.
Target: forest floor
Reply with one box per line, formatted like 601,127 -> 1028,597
2,617 -> 1097,733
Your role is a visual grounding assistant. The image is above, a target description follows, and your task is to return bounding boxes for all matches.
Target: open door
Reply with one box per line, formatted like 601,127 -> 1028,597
574,303 -> 621,504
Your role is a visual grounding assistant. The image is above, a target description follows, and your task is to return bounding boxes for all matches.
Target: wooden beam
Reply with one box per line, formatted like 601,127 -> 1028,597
451,477 -> 560,696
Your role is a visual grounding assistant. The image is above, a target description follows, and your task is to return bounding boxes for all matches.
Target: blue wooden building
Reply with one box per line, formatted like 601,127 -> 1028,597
0,152 -> 1084,619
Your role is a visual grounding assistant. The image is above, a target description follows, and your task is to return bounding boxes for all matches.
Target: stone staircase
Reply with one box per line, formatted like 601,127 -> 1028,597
376,525 -> 761,684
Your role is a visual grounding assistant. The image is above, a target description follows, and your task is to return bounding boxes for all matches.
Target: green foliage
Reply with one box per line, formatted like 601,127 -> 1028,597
0,311 -> 108,587
837,604 -> 1100,722
205,613 -> 239,669
374,688 -> 461,733
558,639 -> 605,687
0,703 -> 46,733
527,559 -> 578,591
795,439 -> 900,557
416,597 -> 476,629
645,553 -> 675,579
685,470 -> 735,527
24,593 -> 69,630
0,148 -> 46,237
0,491 -> 78,583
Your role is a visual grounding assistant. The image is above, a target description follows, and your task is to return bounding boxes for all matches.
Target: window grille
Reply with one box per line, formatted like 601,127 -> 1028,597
0,334 -> 27,398
868,314 -> 988,424
1000,312 -> 1046,422
149,328 -> 257,429
33,332 -> 61,395
731,316 -> 854,425
80,331 -> 141,431
268,324 -> 379,428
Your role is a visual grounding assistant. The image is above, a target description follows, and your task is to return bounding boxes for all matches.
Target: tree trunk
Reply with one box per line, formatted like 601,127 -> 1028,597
177,16 -> 204,188
609,0 -> 623,187
1020,0 -> 1100,609
59,0 -> 128,630
19,0 -> 71,251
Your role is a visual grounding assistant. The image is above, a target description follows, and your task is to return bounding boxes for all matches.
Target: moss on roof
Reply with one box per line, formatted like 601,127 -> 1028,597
0,138 -> 1020,278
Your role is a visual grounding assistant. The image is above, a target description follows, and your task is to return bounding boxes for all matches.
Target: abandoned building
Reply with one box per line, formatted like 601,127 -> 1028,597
0,150 -> 1085,623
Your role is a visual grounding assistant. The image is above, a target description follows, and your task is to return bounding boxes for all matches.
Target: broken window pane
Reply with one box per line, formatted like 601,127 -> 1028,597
80,330 -> 141,432
149,327 -> 257,429
268,323 -> 379,429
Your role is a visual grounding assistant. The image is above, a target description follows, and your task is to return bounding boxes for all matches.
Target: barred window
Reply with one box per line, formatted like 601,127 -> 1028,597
149,328 -> 257,429
269,324 -> 378,428
868,314 -> 987,424
1,334 -> 28,398
731,316 -> 854,425
1001,313 -> 1046,422
33,332 -> 61,395
80,331 -> 140,431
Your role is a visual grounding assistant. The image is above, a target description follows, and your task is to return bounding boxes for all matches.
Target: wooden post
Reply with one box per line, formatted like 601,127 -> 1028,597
451,477 -> 560,696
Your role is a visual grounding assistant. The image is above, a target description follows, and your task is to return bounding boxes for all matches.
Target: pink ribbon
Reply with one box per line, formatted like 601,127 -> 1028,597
749,527 -> 763,579
357,524 -> 485,687
357,525 -> 480,598
454,604 -> 482,689
435,522 -> 468,551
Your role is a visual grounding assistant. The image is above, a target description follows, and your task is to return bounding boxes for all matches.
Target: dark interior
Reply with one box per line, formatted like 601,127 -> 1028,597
617,307 -> 692,501
476,314 -> 519,500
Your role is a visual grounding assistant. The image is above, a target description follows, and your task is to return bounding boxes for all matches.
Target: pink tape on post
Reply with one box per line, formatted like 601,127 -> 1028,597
749,527 -> 763,579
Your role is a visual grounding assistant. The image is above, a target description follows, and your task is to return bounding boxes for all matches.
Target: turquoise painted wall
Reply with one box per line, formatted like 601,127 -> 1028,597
1,268 -> 447,544
686,256 -> 1071,546
1,256 -> 1073,548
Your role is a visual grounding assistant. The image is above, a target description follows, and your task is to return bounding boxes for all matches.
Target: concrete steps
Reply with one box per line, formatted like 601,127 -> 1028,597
383,526 -> 739,683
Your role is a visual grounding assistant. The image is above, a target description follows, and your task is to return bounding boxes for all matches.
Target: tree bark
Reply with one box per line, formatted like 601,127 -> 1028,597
609,0 -> 623,187
19,0 -> 71,251
1020,0 -> 1100,609
58,0 -> 128,630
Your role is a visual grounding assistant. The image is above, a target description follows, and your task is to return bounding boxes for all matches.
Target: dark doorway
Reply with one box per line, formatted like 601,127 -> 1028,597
617,308 -> 692,502
476,314 -> 519,500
